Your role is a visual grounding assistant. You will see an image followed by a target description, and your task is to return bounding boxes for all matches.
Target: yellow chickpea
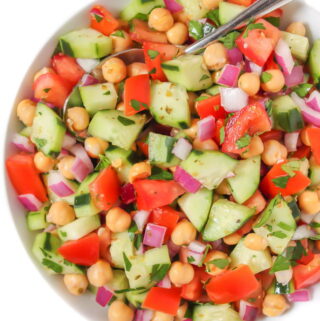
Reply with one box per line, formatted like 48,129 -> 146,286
171,219 -> 197,246
110,30 -> 132,53
66,107 -> 90,132
300,126 -> 311,146
64,274 -> 88,296
216,179 -> 231,195
262,140 -> 288,166
175,303 -> 188,321
187,92 -> 197,115
184,119 -> 199,139
116,102 -> 125,112
127,62 -> 149,77
298,190 -> 320,214
203,43 -> 228,70
47,201 -> 76,226
108,300 -> 134,321
262,294 -> 289,317
34,151 -> 55,172
106,207 -> 132,233
172,11 -> 190,24
193,138 -> 219,151
58,155 -> 76,180
286,22 -> 306,36
102,57 -> 127,83
84,137 -> 109,158
201,0 -> 222,10
166,22 -> 188,45
129,161 -> 151,183
87,260 -> 113,287
238,72 -> 261,96
261,69 -> 285,93
16,99 -> 37,127
244,233 -> 268,251
168,261 -> 195,286
223,233 -> 242,245
204,250 -> 230,276
34,67 -> 55,81
149,8 -> 174,32
153,312 -> 174,321
242,136 -> 264,159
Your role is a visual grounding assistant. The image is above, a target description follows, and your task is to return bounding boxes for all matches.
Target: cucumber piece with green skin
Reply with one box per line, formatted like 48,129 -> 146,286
162,55 -> 212,92
31,103 -> 66,158
88,110 -> 146,150
107,270 -> 129,300
268,280 -> 295,294
309,39 -> 320,84
193,304 -> 242,321
59,28 -> 112,59
287,199 -> 301,221
177,0 -> 208,20
181,150 -> 238,190
120,0 -> 164,21
254,195 -> 296,255
230,239 -> 272,274
272,95 -> 304,132
79,83 -> 118,115
150,82 -> 191,129
219,1 -> 245,25
125,255 -> 151,288
227,156 -> 261,204
19,126 -> 32,137
310,164 -> 320,186
206,85 -> 221,96
178,188 -> 213,231
110,232 -> 135,268
282,31 -> 310,62
57,215 -> 101,241
126,289 -> 149,308
144,245 -> 171,268
74,172 -> 100,217
27,203 -> 50,231
67,86 -> 83,108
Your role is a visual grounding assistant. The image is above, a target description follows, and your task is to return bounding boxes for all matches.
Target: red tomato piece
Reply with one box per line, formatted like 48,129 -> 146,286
259,129 -> 283,142
264,53 -> 280,71
243,190 -> 267,214
228,0 -> 254,6
297,239 -> 315,265
292,145 -> 311,159
98,226 -> 112,261
89,166 -> 120,211
236,217 -> 255,236
130,20 -> 168,44
307,128 -> 320,164
142,287 -> 182,315
134,180 -> 185,211
6,153 -> 48,202
58,233 -> 100,266
90,5 -> 119,36
293,254 -> 320,289
196,95 -> 227,120
137,141 -> 149,157
181,267 -> 202,301
214,118 -> 225,145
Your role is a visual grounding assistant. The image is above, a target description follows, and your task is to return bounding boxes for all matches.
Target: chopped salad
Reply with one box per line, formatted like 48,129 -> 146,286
6,0 -> 320,320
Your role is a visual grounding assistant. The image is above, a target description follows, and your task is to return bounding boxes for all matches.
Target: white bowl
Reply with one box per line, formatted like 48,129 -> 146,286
3,0 -> 320,320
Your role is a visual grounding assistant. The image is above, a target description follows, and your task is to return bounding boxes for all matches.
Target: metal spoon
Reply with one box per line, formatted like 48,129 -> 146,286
93,0 -> 294,80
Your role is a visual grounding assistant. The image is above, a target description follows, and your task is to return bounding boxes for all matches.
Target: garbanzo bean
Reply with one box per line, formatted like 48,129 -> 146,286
262,294 -> 289,317
216,179 -> 232,195
110,30 -> 132,53
171,219 -> 197,246
148,8 -> 174,32
17,99 -> 37,127
175,303 -> 188,321
108,300 -> 134,321
66,107 -> 90,132
102,57 -> 127,83
58,155 -> 76,180
204,250 -> 230,276
223,233 -> 242,245
166,22 -> 188,45
262,140 -> 287,166
84,137 -> 109,158
116,102 -> 125,112
298,190 -> 320,214
64,274 -> 88,296
87,260 -> 113,287
127,62 -> 149,77
47,201 -> 76,226
193,138 -> 219,151
238,72 -> 261,96
172,11 -> 190,24
184,119 -> 199,139
286,22 -> 306,36
168,261 -> 195,286
201,0 -> 222,10
203,43 -> 228,70
129,161 -> 151,183
187,92 -> 197,114
300,126 -> 311,146
241,136 -> 264,159
152,312 -> 174,321
34,151 -> 55,173
244,233 -> 268,251
106,207 -> 132,233
261,69 -> 285,93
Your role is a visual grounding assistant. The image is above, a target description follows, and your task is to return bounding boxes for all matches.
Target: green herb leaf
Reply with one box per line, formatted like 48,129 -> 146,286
219,31 -> 240,49
310,222 -> 320,228
292,83 -> 313,98
200,74 -> 210,81
281,161 -> 300,177
195,96 -> 210,102
117,116 -> 135,126
270,255 -> 291,273
94,14 -> 103,23
261,72 -> 272,83
270,230 -> 287,239
277,221 -> 294,231
187,256 -> 195,263
272,176 -> 290,188
265,100 -> 273,116
207,9 -> 220,27
42,259 -> 63,273
236,133 -> 251,149
103,90 -> 111,95
188,20 -> 204,40
149,67 -> 156,75
132,13 -> 148,21
34,138 -> 47,148
130,99 -> 148,111
95,154 -> 111,171
207,258 -> 229,269
133,234 -> 143,250
243,22 -> 266,38
147,49 -> 160,60
43,88 -> 51,93
264,16 -> 280,27
123,252 -> 132,272
149,166 -> 173,180
150,264 -> 170,282
112,30 -> 125,38
254,195 -> 281,228
115,287 -> 146,294
219,126 -> 225,144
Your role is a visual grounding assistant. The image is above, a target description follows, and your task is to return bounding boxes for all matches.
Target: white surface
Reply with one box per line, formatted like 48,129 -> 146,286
0,0 -> 320,320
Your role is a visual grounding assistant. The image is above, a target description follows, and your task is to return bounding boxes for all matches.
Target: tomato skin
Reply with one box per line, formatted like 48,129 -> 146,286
98,226 -> 112,261
228,0 -> 254,6
243,190 -> 266,214
58,233 -> 100,266
236,218 -> 255,236
181,267 -> 202,301
6,153 -> 48,202
90,5 -> 119,36
264,53 -> 280,71
307,128 -> 320,164
137,141 -> 149,157
214,118 -> 225,145
293,254 -> 320,289
196,95 -> 227,120
130,20 -> 168,44
292,145 -> 311,159
259,129 -> 283,142
89,166 -> 120,211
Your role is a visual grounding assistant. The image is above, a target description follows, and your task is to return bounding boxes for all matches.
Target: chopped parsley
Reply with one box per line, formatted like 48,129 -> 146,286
43,88 -> 51,93
265,99 -> 273,116
195,96 -> 210,102
150,264 -> 170,282
272,175 -> 290,188
219,126 -> 225,144
112,30 -> 125,38
149,67 -> 156,75
188,20 -> 204,40
147,49 -> 159,60
42,259 -> 63,273
34,138 -> 47,148
292,83 -> 313,98
103,90 -> 111,95
236,133 -> 251,149
243,22 -> 266,38
219,31 -> 240,49
122,252 -> 132,272
207,258 -> 229,269
277,221 -> 294,231
130,99 -> 148,111
281,161 -> 300,177
117,116 -> 135,126
270,230 -> 287,239
187,256 -> 196,263
261,71 -> 273,83
200,74 -> 210,81
94,14 -> 103,23
207,9 -> 220,27
149,167 -> 173,180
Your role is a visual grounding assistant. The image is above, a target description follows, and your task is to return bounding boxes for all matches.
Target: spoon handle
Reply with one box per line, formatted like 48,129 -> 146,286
184,0 -> 294,54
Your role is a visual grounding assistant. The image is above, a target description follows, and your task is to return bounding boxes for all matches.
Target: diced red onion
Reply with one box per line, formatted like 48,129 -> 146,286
239,301 -> 259,321
300,212 -> 317,224
167,240 -> 181,259
172,138 -> 192,160
197,115 -> 215,141
227,48 -> 243,66
62,133 -> 76,149
285,65 -> 304,87
157,274 -> 171,288
306,90 -> 320,112
248,61 -> 263,76
90,7 -> 103,17
143,223 -> 166,248
69,144 -> 93,171
287,289 -> 311,302
292,225 -> 316,240
79,74 -> 99,87
120,183 -> 136,204
96,286 -> 114,307
217,64 -> 241,87
134,310 -> 153,321
18,194 -> 42,211
76,58 -> 100,73
186,249 -> 203,266
71,158 -> 91,182
57,149 -> 69,160
284,132 -> 299,152
188,241 -> 206,253
48,171 -> 76,197
133,210 -> 151,231
275,39 -> 295,75
183,319 -> 193,321
220,87 -> 248,112
174,166 -> 201,193
164,0 -> 183,12
12,133 -> 35,153
275,267 -> 293,285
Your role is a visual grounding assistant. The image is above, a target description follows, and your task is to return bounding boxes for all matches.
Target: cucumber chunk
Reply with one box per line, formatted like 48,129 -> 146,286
107,270 -> 129,301
309,39 -> 320,83
178,0 -> 208,20
120,0 -> 164,21
27,203 -> 49,231
193,304 -> 241,321
110,232 -> 135,268
219,1 -> 245,25
268,280 -> 295,294
282,31 -> 310,62
66,86 -> 83,108
144,245 -> 171,267
126,289 -> 149,307
125,255 -> 151,288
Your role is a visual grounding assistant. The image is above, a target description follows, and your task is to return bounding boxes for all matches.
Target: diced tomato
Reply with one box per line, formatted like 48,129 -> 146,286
259,129 -> 283,142
98,226 -> 112,261
307,128 -> 320,164
264,53 -> 280,71
260,160 -> 311,198
198,266 -> 212,284
89,166 -> 120,211
90,5 -> 119,36
297,239 -> 315,265
243,190 -> 267,214
206,265 -> 260,304
58,233 -> 99,266
51,53 -> 84,86
130,20 -> 167,44
222,102 -> 271,154
292,145 -> 311,159
293,254 -> 320,289
134,180 -> 185,211
137,141 -> 149,157
33,72 -> 73,108
236,19 -> 281,66
149,206 -> 180,242
142,287 -> 182,315
228,0 -> 254,6
196,95 -> 228,120
124,74 -> 150,116
6,153 -> 48,202
263,8 -> 283,19
236,218 -> 255,236
214,118 -> 225,145
181,267 -> 202,301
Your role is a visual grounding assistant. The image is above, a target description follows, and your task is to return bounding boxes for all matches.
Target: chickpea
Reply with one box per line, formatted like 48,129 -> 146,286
110,30 -> 132,53
108,300 -> 134,321
244,233 -> 268,251
87,260 -> 113,287
84,137 -> 109,158
238,72 -> 261,96
116,102 -> 125,112
172,11 -> 190,24
102,57 -> 127,83
168,261 -> 194,286
175,303 -> 188,321
223,232 -> 242,245
241,136 -> 264,159
203,43 -> 228,70
47,201 -> 76,226
201,0 -> 222,10
184,119 -> 199,138
286,22 -> 306,36
66,107 -> 90,132
262,140 -> 287,166
58,155 -> 76,180
106,207 -> 132,233
63,274 -> 88,296
34,151 -> 55,172
166,22 -> 188,45
298,190 -> 320,214
216,179 -> 231,195
16,99 -> 37,127
127,62 -> 149,77
262,294 -> 289,317
261,69 -> 285,93
152,312 -> 174,321
204,250 -> 230,276
193,138 -> 219,151
149,8 -> 174,32
34,67 -> 54,81
187,92 -> 197,115
129,161 -> 151,183
300,126 -> 311,146
171,219 -> 197,246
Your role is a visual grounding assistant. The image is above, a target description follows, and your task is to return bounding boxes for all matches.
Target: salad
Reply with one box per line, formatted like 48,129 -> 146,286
6,0 -> 320,320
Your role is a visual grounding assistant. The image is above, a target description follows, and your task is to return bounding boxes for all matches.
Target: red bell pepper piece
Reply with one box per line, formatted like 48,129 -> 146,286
259,129 -> 283,142
137,141 -> 149,157
181,267 -> 202,301
307,128 -> 320,164
90,5 -> 119,36
196,95 -> 227,120
292,145 -> 311,159
293,254 -> 320,289
228,0 -> 254,6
